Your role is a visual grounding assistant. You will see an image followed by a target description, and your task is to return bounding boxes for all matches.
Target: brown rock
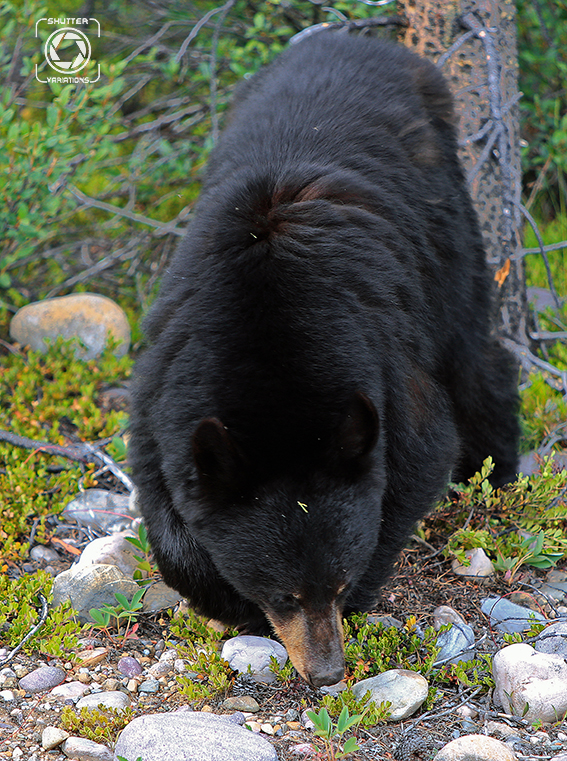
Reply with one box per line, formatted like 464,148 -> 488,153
10,293 -> 130,359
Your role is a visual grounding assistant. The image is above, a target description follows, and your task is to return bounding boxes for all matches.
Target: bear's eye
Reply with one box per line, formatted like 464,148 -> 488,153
271,593 -> 301,610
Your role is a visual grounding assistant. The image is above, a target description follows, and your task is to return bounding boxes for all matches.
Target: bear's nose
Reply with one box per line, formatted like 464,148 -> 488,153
308,665 -> 345,689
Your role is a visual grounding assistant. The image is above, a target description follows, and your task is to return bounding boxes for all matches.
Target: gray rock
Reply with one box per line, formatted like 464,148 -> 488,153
433,734 -> 516,761
452,548 -> 494,577
539,581 -> 567,602
62,490 -> 137,533
61,736 -> 114,761
30,545 -> 60,563
432,606 -> 467,630
42,726 -> 70,749
222,696 -> 260,713
147,661 -> 172,678
493,643 -> 567,722
52,563 -> 139,623
142,581 -> 184,612
113,711 -> 278,761
481,595 -> 545,633
221,636 -> 287,683
352,669 -> 428,721
76,691 -> 131,711
10,293 -> 130,360
366,614 -> 403,629
19,667 -> 66,694
535,621 -> 567,656
138,678 -> 160,694
433,622 -> 476,666
117,656 -> 143,678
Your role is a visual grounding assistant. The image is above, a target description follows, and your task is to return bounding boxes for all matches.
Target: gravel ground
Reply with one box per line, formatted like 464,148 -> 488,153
1,536 -> 567,760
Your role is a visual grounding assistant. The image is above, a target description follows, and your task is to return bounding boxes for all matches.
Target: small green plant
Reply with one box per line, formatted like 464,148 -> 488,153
124,523 -> 158,584
268,654 -> 296,684
61,705 -> 134,744
175,642 -> 234,703
0,570 -> 84,656
306,706 -> 363,760
89,588 -> 145,638
342,613 -> 440,681
168,607 -> 237,703
319,687 -> 391,728
434,457 -> 567,583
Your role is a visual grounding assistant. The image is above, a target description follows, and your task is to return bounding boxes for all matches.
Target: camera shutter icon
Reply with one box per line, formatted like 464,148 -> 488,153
44,27 -> 91,74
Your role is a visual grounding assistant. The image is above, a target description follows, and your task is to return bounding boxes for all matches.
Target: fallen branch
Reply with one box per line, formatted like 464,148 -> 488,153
0,429 -> 134,492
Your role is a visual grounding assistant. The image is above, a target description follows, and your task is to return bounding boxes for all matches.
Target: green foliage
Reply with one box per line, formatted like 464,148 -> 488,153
441,457 -> 567,582
432,653 -> 495,692
517,1 -> 567,213
0,1 -> 129,283
319,688 -> 391,729
169,608 -> 237,702
0,570 -> 84,656
306,705 -> 363,759
268,653 -> 297,684
61,704 -> 134,744
124,523 -> 158,584
0,338 -> 131,558
175,642 -> 234,703
342,613 -> 440,681
89,588 -> 145,636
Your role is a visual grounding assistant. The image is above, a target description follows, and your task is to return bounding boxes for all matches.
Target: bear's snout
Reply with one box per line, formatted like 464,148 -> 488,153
267,602 -> 345,687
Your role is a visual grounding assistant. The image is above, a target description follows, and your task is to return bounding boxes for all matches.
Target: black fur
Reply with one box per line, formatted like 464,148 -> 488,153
129,34 -> 519,686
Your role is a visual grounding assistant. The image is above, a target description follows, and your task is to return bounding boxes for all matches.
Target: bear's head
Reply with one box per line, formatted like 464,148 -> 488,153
189,391 -> 383,687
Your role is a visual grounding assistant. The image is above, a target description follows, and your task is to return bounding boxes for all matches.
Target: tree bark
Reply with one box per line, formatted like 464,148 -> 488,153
397,0 -> 528,344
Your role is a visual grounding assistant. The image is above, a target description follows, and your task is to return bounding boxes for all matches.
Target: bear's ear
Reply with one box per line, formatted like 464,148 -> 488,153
192,418 -> 246,492
337,392 -> 379,461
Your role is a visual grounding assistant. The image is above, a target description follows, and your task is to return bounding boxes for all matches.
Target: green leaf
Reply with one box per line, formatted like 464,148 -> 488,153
113,593 -> 130,609
337,736 -> 361,757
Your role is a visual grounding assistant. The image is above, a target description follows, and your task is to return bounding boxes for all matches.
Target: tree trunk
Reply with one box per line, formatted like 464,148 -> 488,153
397,0 -> 528,344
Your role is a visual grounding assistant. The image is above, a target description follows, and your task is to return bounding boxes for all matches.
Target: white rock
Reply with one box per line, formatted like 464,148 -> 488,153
61,736 -> 113,760
221,636 -> 287,683
451,548 -> 494,577
433,734 -> 516,760
352,669 -> 428,721
50,681 -> 89,700
492,643 -> 567,722
76,532 -> 138,576
42,726 -> 70,749
76,691 -> 131,711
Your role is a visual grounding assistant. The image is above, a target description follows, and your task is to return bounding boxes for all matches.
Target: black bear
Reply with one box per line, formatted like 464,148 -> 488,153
129,33 -> 519,688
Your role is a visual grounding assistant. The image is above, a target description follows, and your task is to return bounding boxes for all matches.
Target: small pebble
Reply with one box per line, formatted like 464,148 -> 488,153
245,721 -> 262,733
138,678 -> 160,693
223,696 -> 260,713
117,656 -> 143,677
261,723 -> 275,735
